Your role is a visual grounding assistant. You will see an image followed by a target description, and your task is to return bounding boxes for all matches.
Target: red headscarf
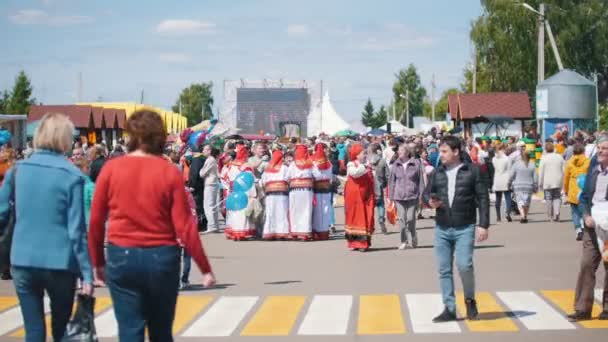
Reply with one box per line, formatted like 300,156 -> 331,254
232,145 -> 249,167
348,143 -> 364,162
265,150 -> 284,173
294,144 -> 313,169
312,143 -> 330,170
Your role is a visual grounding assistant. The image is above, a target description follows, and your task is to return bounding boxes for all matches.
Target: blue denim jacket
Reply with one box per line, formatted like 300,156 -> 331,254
0,150 -> 93,283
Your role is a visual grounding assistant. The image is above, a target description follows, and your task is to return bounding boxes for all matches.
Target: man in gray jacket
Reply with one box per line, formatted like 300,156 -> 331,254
369,144 -> 390,234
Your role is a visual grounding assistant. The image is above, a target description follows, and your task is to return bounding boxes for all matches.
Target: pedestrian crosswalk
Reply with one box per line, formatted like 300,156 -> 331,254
0,290 -> 605,338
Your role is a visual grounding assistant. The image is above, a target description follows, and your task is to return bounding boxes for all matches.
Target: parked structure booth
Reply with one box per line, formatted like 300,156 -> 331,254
536,69 -> 598,141
448,92 -> 533,138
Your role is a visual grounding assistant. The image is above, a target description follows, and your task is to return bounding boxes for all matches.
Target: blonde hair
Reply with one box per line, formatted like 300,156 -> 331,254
33,113 -> 75,154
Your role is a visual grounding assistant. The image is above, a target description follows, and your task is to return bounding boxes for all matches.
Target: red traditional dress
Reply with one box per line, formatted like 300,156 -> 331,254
287,144 -> 314,240
344,144 -> 375,250
311,143 -> 333,240
261,150 -> 290,240
223,146 -> 256,241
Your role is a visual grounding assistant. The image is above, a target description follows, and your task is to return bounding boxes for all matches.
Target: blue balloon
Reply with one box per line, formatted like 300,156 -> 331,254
577,174 -> 586,190
233,172 -> 255,192
188,131 -> 204,148
0,130 -> 11,145
226,191 -> 248,211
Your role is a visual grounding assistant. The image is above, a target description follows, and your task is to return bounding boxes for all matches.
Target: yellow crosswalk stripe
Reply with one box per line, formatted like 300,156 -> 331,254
541,290 -> 608,329
0,297 -> 19,312
172,296 -> 213,335
241,296 -> 306,336
357,295 -> 406,335
456,292 -> 519,332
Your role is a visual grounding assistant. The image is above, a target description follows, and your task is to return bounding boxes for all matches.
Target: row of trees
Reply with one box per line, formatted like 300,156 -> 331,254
0,71 -> 36,115
363,0 -> 608,130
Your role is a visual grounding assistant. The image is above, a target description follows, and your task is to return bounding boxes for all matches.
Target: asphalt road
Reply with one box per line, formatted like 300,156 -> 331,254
0,200 -> 606,341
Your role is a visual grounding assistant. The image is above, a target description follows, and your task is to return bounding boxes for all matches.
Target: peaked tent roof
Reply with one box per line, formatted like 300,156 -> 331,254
307,91 -> 351,136
539,69 -> 594,87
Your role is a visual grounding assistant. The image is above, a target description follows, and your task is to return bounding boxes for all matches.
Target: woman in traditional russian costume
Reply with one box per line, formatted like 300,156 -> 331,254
260,150 -> 290,240
224,146 -> 257,241
287,144 -> 314,240
344,143 -> 375,251
312,143 -> 333,240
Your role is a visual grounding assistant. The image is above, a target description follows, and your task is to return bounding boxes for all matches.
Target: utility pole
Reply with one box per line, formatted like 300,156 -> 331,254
537,3 -> 545,137
406,89 -> 410,128
431,74 -> 436,122
472,50 -> 477,94
595,73 -> 600,132
140,89 -> 144,104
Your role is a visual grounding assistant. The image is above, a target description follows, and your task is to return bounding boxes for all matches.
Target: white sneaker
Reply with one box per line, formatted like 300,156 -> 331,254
398,243 -> 408,250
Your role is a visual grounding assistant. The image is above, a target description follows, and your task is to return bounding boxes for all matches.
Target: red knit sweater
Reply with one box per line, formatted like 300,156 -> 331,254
88,155 -> 212,274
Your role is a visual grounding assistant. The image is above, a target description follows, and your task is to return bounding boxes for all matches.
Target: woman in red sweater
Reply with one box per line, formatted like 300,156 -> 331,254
88,110 -> 215,341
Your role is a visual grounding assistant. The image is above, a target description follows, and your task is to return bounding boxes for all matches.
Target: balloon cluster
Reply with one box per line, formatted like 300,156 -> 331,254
0,129 -> 12,146
178,119 -> 219,155
225,172 -> 255,211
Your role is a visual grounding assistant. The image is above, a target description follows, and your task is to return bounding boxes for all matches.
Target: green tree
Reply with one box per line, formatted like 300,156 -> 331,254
468,0 -> 608,102
392,64 -> 427,127
375,105 -> 388,128
172,82 -> 214,126
6,71 -> 35,114
361,98 -> 376,128
435,88 -> 460,117
0,91 -> 9,113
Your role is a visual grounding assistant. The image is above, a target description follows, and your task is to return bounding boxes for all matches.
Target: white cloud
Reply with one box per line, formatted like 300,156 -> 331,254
159,53 -> 192,64
286,24 -> 310,37
9,9 -> 93,26
156,19 -> 216,36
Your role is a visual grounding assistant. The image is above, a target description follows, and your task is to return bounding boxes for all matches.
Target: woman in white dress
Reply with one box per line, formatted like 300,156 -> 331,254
312,143 -> 333,240
224,146 -> 257,241
287,144 -> 314,240
261,150 -> 290,240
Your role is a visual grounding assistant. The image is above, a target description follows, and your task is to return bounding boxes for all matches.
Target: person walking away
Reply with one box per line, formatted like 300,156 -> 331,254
388,144 -> 425,249
200,145 -> 220,233
287,144 -> 315,240
369,143 -> 389,234
188,147 -> 208,232
492,143 -> 513,222
311,143 -> 333,240
423,135 -> 490,322
344,143 -> 375,251
563,143 -> 590,241
88,110 -> 216,341
418,148 -> 434,219
261,150 -> 290,240
89,144 -> 106,183
568,133 -> 608,322
0,113 -> 94,341
509,150 -> 537,223
539,142 -> 565,221
248,142 -> 269,237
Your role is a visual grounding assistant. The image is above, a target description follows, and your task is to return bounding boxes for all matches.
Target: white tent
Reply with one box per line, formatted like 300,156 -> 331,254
308,91 -> 351,136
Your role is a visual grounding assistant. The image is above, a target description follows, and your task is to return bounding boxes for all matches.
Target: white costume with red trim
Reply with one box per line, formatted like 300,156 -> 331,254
287,164 -> 314,239
261,164 -> 290,239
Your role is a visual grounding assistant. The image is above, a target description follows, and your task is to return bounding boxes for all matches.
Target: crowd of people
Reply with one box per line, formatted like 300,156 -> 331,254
0,110 -> 607,340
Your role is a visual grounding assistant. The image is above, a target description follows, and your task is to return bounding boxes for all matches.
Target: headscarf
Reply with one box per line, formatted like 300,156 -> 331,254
294,144 -> 313,169
312,143 -> 330,170
232,145 -> 249,167
349,143 -> 364,162
265,150 -> 284,173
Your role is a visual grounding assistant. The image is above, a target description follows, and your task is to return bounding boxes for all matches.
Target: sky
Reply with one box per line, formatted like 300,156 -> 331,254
0,0 -> 482,122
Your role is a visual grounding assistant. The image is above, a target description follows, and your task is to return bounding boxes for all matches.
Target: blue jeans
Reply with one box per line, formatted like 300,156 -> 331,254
434,224 -> 476,312
106,244 -> 180,342
375,195 -> 385,224
571,203 -> 583,231
11,266 -> 76,342
181,249 -> 191,283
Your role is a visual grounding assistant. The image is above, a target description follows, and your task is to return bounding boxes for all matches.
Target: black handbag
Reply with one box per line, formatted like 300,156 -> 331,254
61,294 -> 98,342
0,167 -> 16,276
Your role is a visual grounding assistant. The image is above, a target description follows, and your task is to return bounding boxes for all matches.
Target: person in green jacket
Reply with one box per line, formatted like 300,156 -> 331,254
74,158 -> 95,230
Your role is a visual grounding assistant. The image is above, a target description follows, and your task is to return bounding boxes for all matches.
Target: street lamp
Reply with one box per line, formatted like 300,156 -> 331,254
521,2 -> 564,138
399,91 -> 409,128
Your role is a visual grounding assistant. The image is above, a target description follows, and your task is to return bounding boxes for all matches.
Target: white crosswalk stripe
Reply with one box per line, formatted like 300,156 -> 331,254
595,289 -> 603,305
0,297 -> 50,336
94,308 -> 119,338
298,295 -> 352,335
182,296 -> 257,337
406,294 -> 461,333
496,291 -> 575,330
